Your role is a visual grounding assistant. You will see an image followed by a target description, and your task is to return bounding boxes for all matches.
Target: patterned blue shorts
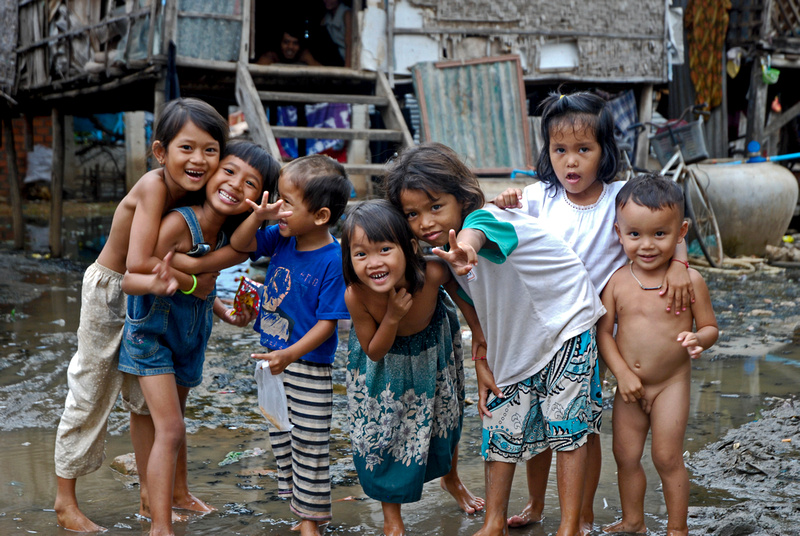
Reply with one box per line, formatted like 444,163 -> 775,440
481,327 -> 599,462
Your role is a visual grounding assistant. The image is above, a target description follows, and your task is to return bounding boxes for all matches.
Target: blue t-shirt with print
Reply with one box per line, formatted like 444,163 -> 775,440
250,225 -> 349,364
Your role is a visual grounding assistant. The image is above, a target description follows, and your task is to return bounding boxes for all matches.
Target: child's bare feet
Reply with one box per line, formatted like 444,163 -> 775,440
440,473 -> 485,513
172,491 -> 216,513
506,502 -> 544,527
666,528 -> 689,536
602,519 -> 647,534
473,518 -> 509,536
55,502 -> 107,533
579,520 -> 594,536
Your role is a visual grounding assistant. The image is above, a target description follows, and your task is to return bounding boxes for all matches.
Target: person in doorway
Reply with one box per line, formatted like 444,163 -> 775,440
257,25 -> 321,66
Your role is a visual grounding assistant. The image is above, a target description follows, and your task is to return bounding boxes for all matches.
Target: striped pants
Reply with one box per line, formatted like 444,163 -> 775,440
269,359 -> 333,521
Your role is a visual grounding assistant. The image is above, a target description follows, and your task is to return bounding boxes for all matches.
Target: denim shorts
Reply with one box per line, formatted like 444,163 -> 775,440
118,290 -> 215,388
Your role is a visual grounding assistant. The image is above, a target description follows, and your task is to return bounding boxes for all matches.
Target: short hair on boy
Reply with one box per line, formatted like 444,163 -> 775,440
616,172 -> 685,220
219,141 -> 281,239
383,142 -> 485,219
281,154 -> 352,224
340,200 -> 426,294
536,91 -> 619,190
225,140 -> 281,196
155,97 -> 229,155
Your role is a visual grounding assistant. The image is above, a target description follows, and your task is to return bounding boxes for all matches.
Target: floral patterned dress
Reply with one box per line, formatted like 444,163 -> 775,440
346,289 -> 465,503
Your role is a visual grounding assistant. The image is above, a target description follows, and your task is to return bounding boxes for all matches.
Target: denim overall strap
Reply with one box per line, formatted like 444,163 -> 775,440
171,206 -> 205,251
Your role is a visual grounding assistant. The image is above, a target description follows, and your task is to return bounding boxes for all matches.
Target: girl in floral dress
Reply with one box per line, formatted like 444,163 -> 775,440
340,200 -> 485,536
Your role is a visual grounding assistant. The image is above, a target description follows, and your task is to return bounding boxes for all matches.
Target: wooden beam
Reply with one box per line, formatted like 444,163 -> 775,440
238,0 -> 252,64
50,108 -> 65,258
235,61 -> 281,158
270,126 -> 404,142
375,71 -> 414,149
764,98 -> 800,137
3,115 -> 24,249
258,91 -> 388,106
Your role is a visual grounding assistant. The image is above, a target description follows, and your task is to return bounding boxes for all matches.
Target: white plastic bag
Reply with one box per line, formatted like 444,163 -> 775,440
254,361 -> 292,431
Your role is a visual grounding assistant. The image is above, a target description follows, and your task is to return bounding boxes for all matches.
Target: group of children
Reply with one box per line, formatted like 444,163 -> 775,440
53,91 -> 718,536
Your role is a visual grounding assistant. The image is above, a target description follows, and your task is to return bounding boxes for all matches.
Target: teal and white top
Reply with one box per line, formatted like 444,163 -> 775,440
452,204 -> 605,387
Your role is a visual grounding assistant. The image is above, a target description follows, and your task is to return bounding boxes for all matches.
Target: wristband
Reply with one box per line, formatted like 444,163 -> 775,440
471,355 -> 487,361
181,274 -> 198,295
671,258 -> 689,269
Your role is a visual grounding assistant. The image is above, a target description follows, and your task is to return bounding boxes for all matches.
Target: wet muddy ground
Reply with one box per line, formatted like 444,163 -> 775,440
0,245 -> 799,535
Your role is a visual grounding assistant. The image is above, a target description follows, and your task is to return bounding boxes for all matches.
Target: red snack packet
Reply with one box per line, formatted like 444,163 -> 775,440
233,276 -> 262,315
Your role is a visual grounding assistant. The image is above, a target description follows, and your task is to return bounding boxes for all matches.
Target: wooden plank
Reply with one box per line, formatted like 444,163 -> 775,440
258,91 -> 388,106
235,61 -> 281,158
375,70 -> 414,149
50,108 -> 64,258
343,163 -> 389,176
271,126 -> 404,142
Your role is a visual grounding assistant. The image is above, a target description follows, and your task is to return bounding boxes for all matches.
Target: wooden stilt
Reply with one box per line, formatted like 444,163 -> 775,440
3,114 -> 24,250
49,108 -> 64,258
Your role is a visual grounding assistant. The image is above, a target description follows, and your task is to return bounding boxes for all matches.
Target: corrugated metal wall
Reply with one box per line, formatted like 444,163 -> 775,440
412,56 -> 531,172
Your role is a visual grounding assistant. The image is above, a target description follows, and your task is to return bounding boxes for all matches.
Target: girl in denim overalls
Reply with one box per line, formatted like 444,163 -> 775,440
118,141 -> 282,536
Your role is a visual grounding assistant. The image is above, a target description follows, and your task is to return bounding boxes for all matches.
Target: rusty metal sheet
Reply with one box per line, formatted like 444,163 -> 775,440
412,55 -> 532,174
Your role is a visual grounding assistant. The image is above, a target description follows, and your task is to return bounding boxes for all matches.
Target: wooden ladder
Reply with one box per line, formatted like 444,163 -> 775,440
235,62 -> 413,196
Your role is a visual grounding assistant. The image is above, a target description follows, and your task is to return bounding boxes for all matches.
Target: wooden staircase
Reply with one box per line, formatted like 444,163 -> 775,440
235,62 -> 413,196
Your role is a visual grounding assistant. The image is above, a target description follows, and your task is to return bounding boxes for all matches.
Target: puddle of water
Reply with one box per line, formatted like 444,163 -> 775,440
0,257 -> 799,534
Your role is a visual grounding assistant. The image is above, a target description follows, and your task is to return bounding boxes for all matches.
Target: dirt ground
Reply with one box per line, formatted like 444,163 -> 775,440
1,248 -> 799,535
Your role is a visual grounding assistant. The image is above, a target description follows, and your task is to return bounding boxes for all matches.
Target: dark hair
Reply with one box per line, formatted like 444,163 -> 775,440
340,200 -> 426,294
154,97 -> 228,156
383,142 -> 485,220
280,154 -> 352,224
536,91 -> 619,193
616,172 -> 685,220
219,141 -> 282,237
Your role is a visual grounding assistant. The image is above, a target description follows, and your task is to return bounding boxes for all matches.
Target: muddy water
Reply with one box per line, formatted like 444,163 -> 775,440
1,255 -> 799,535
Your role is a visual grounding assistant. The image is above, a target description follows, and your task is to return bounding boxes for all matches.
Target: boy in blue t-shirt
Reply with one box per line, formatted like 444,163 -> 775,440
230,154 -> 352,535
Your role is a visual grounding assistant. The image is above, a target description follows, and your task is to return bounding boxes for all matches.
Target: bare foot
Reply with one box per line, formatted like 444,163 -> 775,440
138,505 -> 189,523
440,474 -> 485,514
295,519 -> 322,536
55,502 -> 107,533
383,519 -> 406,536
579,520 -> 594,536
172,492 -> 216,513
602,519 -> 647,534
291,521 -> 329,532
665,528 -> 688,536
507,502 -> 543,528
473,520 -> 509,536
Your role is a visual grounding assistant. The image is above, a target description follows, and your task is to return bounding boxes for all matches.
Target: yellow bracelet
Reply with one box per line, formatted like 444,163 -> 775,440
181,274 -> 198,295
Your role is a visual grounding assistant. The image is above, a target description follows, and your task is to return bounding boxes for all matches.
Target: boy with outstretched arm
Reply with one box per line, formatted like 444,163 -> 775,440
230,154 -> 352,536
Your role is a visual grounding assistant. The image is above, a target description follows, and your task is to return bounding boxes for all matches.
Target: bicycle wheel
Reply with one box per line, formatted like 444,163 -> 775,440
683,169 -> 724,267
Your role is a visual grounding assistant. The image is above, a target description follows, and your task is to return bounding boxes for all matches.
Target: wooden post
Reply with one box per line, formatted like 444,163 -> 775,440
49,108 -> 65,258
348,104 -> 369,198
746,55 -> 768,150
634,84 -> 653,170
124,111 -> 147,191
3,114 -> 24,250
239,0 -> 252,64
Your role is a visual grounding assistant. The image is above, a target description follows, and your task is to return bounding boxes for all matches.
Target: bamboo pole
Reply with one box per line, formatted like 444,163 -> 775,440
3,115 -> 24,250
49,108 -> 64,258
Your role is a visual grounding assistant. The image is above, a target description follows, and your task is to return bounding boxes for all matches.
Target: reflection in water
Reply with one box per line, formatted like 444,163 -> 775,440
0,256 -> 798,534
